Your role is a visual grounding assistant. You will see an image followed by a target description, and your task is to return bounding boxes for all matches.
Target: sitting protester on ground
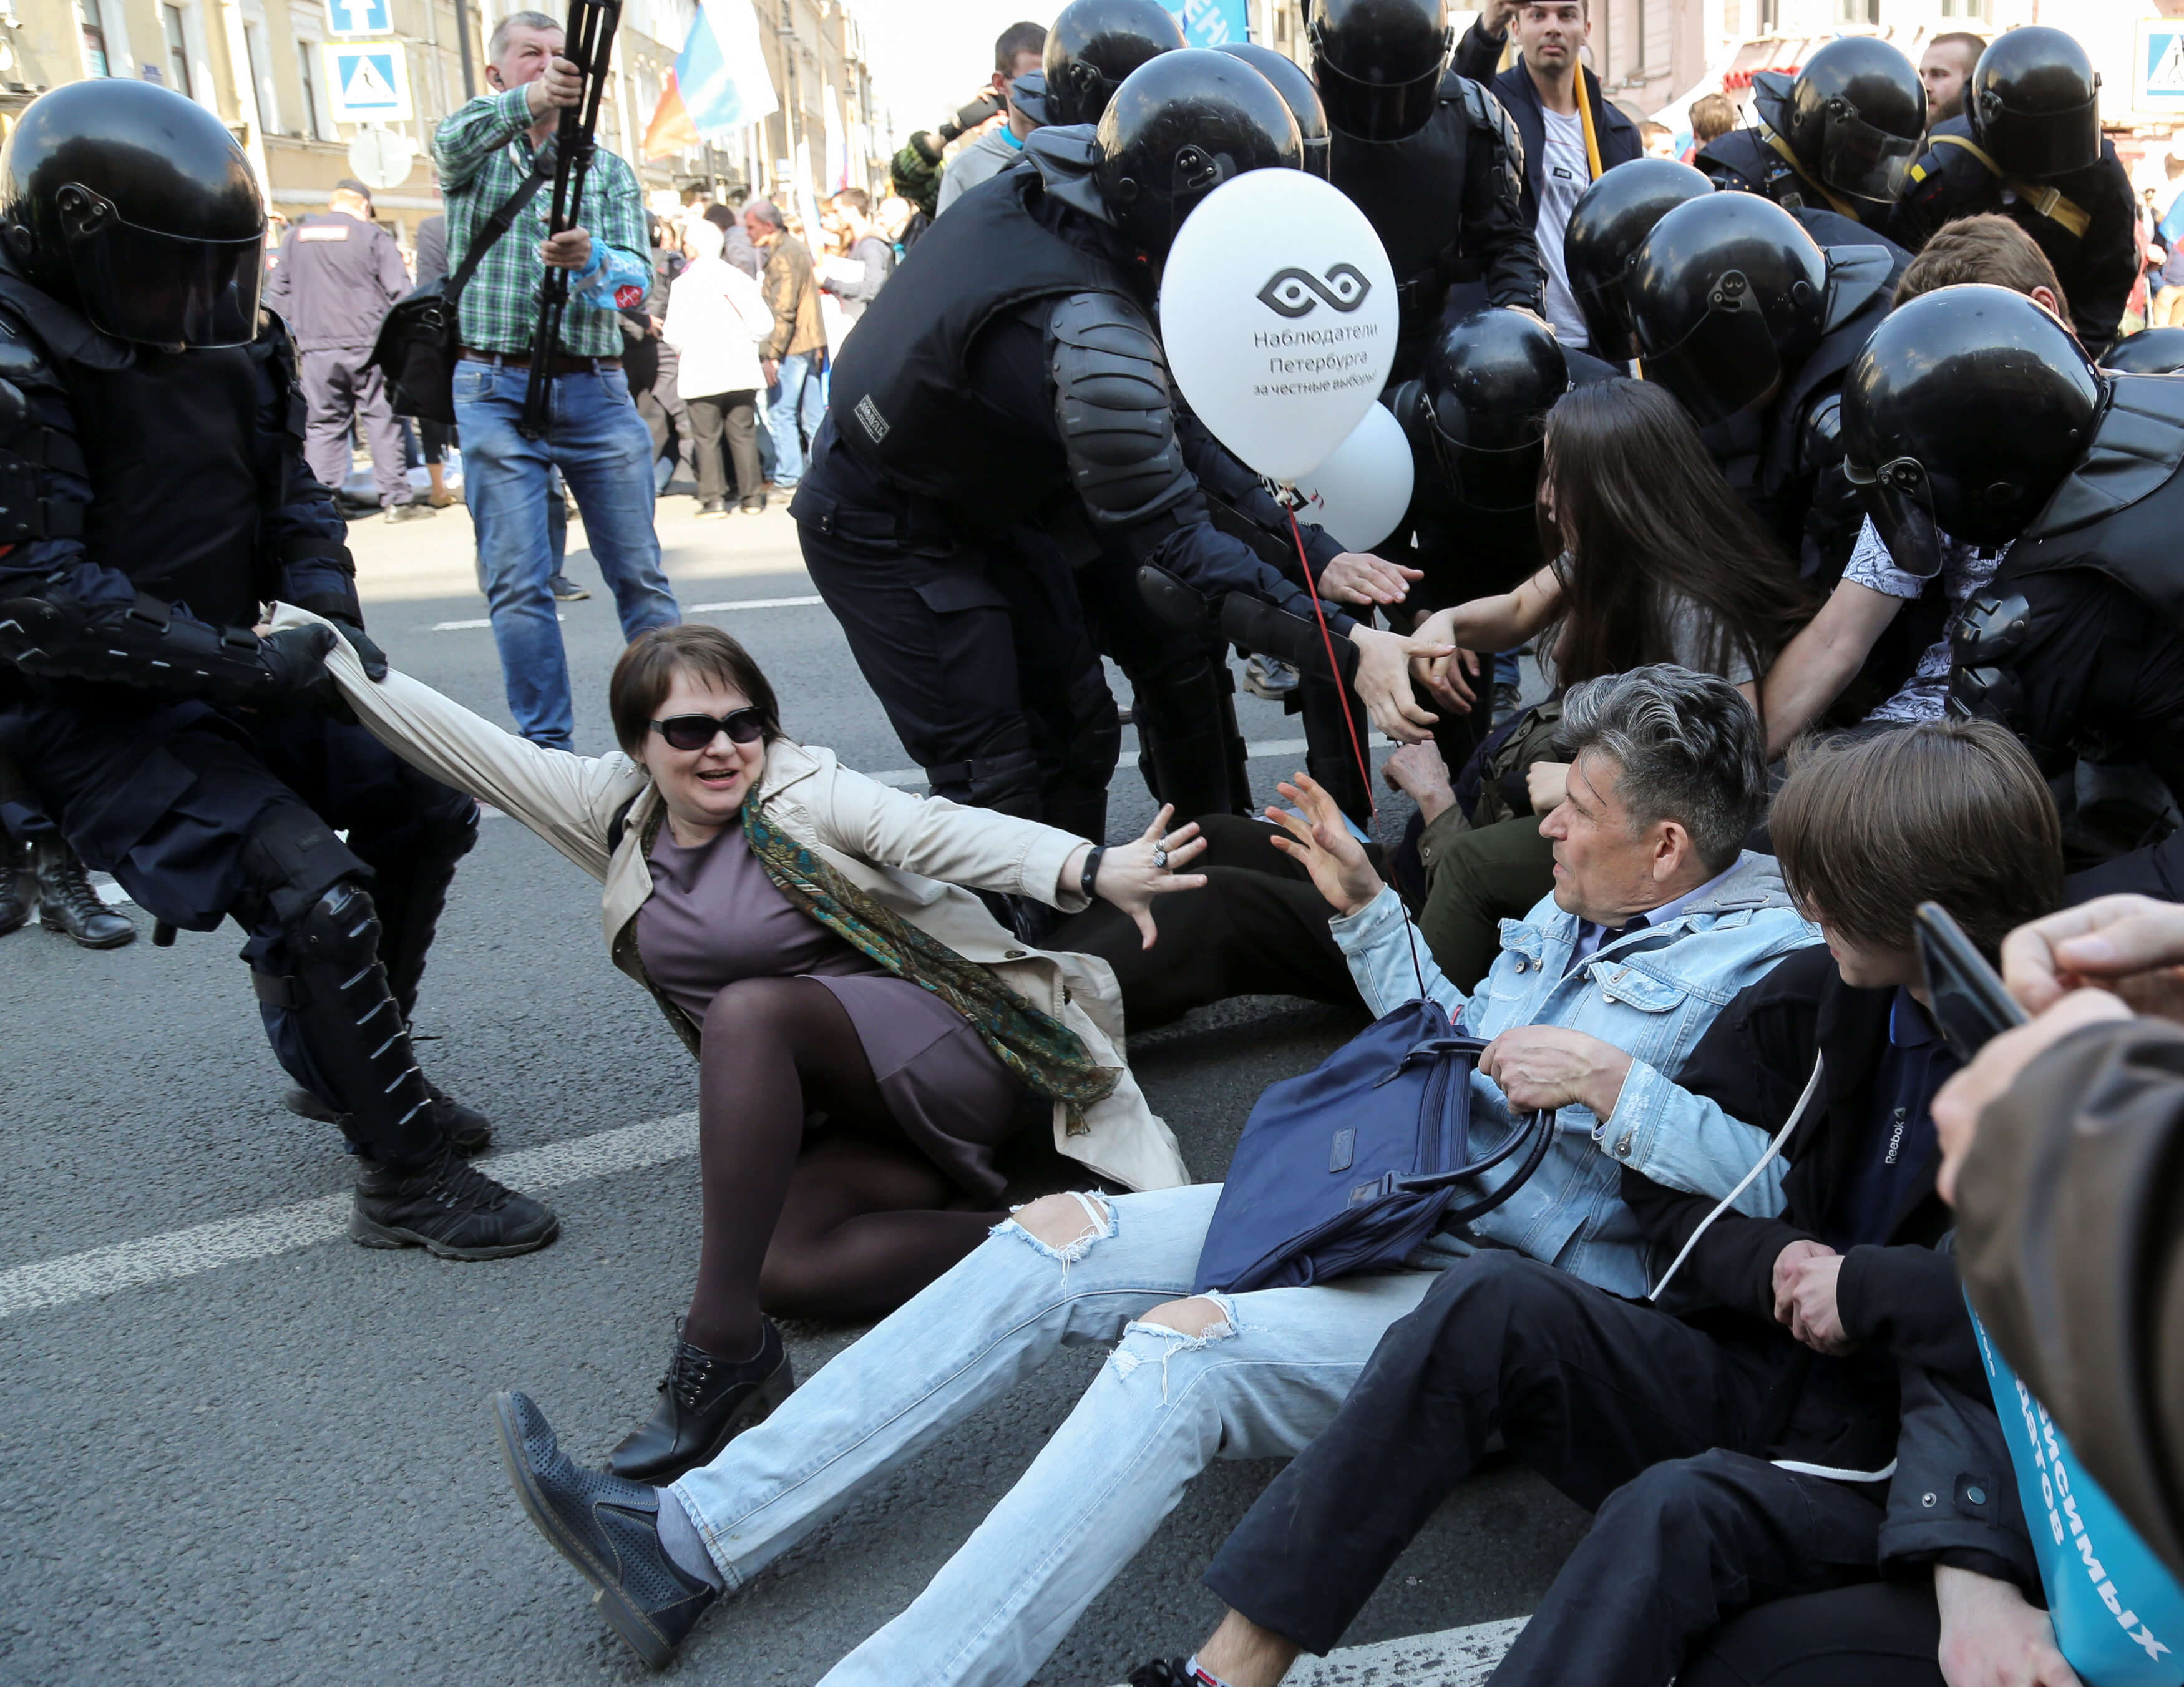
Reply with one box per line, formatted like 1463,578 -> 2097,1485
283,610 -> 1206,1488
1760,215 -> 2074,756
484,664 -> 1821,1678
1390,378 -> 1813,989
1158,719 -> 2070,1687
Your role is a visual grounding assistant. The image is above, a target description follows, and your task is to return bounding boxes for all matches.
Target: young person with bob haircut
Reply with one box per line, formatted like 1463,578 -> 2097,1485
1153,718 -> 2074,1687
1385,376 -> 1814,989
269,608 -> 1207,1486
484,665 -> 1821,1680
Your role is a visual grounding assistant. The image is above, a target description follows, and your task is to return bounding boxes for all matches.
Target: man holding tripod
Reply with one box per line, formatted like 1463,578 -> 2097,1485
434,11 -> 680,751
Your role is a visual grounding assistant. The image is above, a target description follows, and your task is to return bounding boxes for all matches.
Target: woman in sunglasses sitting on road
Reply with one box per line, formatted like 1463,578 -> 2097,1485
280,614 -> 1204,1485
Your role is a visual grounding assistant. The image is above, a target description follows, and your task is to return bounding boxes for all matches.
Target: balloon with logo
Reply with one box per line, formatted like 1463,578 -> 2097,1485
1159,167 -> 1400,484
1290,403 -> 1415,550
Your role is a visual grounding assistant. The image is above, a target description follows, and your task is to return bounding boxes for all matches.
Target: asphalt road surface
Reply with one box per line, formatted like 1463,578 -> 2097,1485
0,486 -> 1587,1686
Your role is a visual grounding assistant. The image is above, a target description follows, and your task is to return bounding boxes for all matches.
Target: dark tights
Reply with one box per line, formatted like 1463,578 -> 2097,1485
685,975 -> 1005,1357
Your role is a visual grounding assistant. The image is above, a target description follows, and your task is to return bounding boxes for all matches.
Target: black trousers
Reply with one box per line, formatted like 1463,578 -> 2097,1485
0,694 -> 475,1161
1051,814 -> 1367,1029
1202,1252 -> 1885,1681
1680,1581 -> 1944,1686
797,494 -> 1117,839
686,389 -> 761,507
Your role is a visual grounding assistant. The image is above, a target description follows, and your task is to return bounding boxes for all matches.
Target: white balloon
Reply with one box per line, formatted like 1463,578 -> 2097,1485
1290,404 -> 1415,552
1158,169 -> 1400,486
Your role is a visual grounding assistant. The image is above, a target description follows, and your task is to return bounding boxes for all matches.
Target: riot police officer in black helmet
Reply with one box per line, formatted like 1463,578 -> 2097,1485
1627,190 -> 1897,580
795,49 -> 1451,861
1308,0 -> 1546,382
1217,41 -> 1333,180
1562,155 -> 1713,361
1700,39 -> 1925,227
1041,0 -> 1186,127
1843,283 -> 2184,888
2102,324 -> 2184,374
0,80 -> 557,1257
1889,27 -> 2138,355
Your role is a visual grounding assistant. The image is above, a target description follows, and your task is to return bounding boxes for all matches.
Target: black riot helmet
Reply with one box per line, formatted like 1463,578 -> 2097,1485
1217,42 -> 1332,180
0,78 -> 263,348
2102,325 -> 2184,374
1626,192 -> 1828,427
1562,157 -> 1712,359
1755,36 -> 1925,204
1967,26 -> 2101,180
1418,308 -> 1567,511
1841,285 -> 2099,575
1093,49 -> 1303,258
1309,0 -> 1452,144
1043,0 -> 1186,127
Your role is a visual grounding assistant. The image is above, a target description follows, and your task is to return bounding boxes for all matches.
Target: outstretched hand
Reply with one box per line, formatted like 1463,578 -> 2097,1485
1265,775 -> 1384,917
1086,804 -> 1208,950
1350,625 -> 1453,743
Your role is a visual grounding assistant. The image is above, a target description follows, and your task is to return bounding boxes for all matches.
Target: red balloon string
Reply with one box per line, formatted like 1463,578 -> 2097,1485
1285,501 -> 1377,821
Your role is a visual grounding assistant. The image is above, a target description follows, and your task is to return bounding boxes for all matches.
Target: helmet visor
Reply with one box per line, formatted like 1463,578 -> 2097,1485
1977,90 -> 2100,180
1309,38 -> 1444,143
1637,273 -> 1782,427
1428,424 -> 1544,514
61,188 -> 262,348
1817,109 -> 1919,203
1844,452 -> 1944,580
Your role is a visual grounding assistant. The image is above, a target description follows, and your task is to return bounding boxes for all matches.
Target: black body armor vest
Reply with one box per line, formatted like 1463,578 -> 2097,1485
824,162 -> 1137,510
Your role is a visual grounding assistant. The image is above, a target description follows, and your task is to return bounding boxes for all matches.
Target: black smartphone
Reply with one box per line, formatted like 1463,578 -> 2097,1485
1916,901 -> 2029,1062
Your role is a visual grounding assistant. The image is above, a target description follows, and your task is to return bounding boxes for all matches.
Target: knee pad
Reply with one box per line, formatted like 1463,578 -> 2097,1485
238,801 -> 371,928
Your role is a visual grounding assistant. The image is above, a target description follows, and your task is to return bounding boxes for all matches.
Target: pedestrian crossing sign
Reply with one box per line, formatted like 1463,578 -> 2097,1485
2136,21 -> 2184,111
324,41 -> 411,124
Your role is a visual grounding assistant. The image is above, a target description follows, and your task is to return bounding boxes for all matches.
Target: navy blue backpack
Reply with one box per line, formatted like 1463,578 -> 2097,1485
1192,997 -> 1556,1295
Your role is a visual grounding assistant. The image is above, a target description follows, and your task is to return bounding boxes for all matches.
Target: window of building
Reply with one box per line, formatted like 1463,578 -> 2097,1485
296,39 -> 325,139
79,0 -> 110,76
245,21 -> 277,133
1836,0 -> 1880,21
161,3 -> 192,99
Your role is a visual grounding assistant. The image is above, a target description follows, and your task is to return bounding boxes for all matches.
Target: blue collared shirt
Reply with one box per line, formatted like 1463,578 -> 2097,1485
1569,861 -> 1745,972
1826,989 -> 1954,1249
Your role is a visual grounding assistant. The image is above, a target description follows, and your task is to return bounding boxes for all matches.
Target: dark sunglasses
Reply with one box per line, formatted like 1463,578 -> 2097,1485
649,708 -> 766,752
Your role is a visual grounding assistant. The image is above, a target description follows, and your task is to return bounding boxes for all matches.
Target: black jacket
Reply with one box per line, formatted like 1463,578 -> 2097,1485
1887,116 -> 2139,355
1453,21 -> 1642,233
1626,946 -> 2040,1590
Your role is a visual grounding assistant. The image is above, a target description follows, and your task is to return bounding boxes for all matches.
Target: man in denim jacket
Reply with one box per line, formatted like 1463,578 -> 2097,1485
492,666 -> 1822,1681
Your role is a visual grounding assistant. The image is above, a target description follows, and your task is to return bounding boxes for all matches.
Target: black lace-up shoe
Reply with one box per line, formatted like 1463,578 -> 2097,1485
351,1144 -> 557,1259
1128,1661 -> 1200,1686
32,838 -> 135,949
494,1391 -> 719,1667
605,1323 -> 795,1484
286,1082 -> 492,1154
0,848 -> 27,937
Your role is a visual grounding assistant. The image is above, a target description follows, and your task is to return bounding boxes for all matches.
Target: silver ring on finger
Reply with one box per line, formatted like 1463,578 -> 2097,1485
1151,845 -> 1169,870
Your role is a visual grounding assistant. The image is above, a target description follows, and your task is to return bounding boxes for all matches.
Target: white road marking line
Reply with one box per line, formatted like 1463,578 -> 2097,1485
0,1112 -> 698,1320
431,614 -> 565,631
688,594 -> 825,612
1106,1616 -> 1526,1687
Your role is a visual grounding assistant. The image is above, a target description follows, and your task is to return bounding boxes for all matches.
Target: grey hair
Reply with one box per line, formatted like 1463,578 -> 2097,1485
489,10 -> 560,61
1556,663 -> 1765,872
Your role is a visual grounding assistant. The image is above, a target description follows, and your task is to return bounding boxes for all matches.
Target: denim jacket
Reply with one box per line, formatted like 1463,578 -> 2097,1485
1332,851 -> 1821,1299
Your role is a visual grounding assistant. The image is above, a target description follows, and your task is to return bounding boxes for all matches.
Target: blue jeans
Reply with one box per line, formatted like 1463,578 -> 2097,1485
670,1183 -> 1447,1686
452,358 -> 680,749
764,351 -> 825,489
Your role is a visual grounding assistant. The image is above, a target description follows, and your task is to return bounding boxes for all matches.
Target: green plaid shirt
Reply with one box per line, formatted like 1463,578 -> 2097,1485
432,87 -> 649,359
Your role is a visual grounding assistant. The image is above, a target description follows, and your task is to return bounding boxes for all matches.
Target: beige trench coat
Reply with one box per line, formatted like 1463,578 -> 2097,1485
271,605 -> 1190,1193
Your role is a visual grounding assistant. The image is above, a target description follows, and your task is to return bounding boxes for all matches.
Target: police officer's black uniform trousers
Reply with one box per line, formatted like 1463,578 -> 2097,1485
1,685 -> 475,1170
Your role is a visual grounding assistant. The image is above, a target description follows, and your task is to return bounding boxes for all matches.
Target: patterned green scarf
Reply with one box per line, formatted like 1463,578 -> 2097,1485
741,799 -> 1118,1132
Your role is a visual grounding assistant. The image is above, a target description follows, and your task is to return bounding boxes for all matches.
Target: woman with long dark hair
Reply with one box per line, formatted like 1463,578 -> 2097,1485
1392,378 -> 1815,988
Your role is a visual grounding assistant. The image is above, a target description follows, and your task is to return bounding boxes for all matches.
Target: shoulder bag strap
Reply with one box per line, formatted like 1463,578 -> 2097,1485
444,147 -> 555,310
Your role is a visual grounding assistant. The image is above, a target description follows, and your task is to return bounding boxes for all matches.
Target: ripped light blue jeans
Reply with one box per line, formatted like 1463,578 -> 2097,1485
669,1182 -> 1446,1687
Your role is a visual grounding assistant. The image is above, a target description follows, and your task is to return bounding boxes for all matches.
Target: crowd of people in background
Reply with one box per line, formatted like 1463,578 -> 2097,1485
12,4 -> 2184,1687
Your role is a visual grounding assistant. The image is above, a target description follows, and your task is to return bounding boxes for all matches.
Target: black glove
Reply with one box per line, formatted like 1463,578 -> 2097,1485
254,623 -> 343,700
325,615 -> 389,682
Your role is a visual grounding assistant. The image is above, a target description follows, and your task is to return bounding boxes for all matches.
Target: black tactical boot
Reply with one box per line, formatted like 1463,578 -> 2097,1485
493,1391 -> 719,1668
285,1080 -> 491,1154
0,841 -> 27,936
351,1142 -> 558,1259
605,1323 -> 794,1484
31,836 -> 135,949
